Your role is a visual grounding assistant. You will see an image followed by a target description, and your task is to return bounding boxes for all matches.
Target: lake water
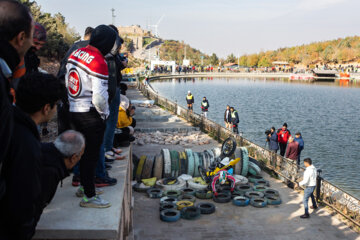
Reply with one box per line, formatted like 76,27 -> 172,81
151,77 -> 360,198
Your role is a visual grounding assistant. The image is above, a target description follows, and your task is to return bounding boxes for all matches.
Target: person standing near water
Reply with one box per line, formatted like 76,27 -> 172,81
201,96 -> 209,118
294,132 -> 304,165
224,105 -> 231,129
230,107 -> 239,134
186,90 -> 194,111
277,123 -> 291,157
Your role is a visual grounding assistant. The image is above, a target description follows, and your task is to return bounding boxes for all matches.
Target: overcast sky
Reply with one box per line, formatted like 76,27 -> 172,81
36,0 -> 360,58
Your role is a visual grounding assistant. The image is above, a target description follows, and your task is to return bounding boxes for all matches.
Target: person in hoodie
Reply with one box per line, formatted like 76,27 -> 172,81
296,158 -> 318,218
294,132 -> 304,165
57,27 -> 94,135
65,24 -> 116,208
0,72 -> 64,240
268,127 -> 279,153
39,130 -> 85,216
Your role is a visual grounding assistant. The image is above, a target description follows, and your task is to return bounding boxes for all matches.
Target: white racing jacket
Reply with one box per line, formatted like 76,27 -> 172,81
65,45 -> 109,119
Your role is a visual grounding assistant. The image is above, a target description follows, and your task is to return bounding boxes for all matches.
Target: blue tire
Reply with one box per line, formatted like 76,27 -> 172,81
248,161 -> 261,176
266,195 -> 282,205
232,196 -> 250,206
185,149 -> 195,176
253,185 -> 268,192
264,189 -> 279,197
160,209 -> 181,222
250,197 -> 267,208
255,179 -> 270,187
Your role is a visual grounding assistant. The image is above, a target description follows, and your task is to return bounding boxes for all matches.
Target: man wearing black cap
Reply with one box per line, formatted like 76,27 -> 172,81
65,24 -> 117,208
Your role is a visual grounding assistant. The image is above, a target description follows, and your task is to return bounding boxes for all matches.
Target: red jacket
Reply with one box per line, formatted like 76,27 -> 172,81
277,129 -> 290,144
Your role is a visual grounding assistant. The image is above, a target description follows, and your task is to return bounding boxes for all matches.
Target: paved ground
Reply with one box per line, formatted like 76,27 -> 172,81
129,86 -> 360,240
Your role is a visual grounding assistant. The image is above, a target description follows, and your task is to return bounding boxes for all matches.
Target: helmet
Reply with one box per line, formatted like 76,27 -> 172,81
219,171 -> 227,185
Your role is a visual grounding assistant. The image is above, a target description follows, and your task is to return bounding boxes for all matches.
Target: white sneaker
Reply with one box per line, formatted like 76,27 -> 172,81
76,186 -> 104,198
80,195 -> 111,208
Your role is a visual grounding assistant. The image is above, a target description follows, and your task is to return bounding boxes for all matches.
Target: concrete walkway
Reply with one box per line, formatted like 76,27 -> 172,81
129,86 -> 359,240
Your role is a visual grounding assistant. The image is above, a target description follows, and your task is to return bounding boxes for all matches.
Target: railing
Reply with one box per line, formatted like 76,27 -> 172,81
137,77 -> 360,229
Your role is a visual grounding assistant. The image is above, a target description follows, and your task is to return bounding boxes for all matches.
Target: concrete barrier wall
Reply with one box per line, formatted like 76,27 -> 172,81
138,79 -> 360,228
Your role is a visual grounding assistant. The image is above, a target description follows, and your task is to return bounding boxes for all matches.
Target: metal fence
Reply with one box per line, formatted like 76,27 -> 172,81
138,79 -> 360,228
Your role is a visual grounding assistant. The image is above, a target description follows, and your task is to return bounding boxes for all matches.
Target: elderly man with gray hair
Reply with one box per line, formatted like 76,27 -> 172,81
36,130 -> 85,223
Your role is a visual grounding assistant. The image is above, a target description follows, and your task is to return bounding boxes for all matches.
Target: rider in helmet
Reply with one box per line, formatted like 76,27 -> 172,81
211,170 -> 236,197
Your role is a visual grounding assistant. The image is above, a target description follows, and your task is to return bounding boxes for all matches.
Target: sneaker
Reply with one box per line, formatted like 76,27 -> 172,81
79,195 -> 111,208
72,175 -> 80,187
95,174 -> 117,187
76,186 -> 104,198
300,214 -> 310,219
105,163 -> 112,170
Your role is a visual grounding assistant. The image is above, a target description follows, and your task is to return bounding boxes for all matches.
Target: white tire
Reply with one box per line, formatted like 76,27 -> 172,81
233,174 -> 249,185
156,178 -> 186,191
162,149 -> 171,178
187,178 -> 208,190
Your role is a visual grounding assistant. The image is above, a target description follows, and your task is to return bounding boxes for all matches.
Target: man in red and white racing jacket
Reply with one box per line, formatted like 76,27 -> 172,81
65,25 -> 117,208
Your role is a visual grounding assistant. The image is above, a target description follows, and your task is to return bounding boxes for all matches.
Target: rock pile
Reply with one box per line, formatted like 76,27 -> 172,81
134,131 -> 211,146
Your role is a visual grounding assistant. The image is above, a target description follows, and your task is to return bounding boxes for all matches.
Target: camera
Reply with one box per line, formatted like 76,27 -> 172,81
265,130 -> 271,136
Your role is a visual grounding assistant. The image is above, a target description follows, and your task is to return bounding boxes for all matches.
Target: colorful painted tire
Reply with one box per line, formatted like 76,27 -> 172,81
264,189 -> 280,197
266,195 -> 282,205
211,147 -> 222,158
185,149 -> 195,177
162,149 -> 171,178
153,154 -> 164,180
159,202 -> 177,211
187,179 -> 208,190
160,196 -> 178,205
232,196 -> 250,206
234,147 -> 242,175
196,202 -> 216,214
180,206 -> 201,220
248,175 -> 264,183
248,161 -> 261,176
156,178 -> 186,191
233,174 -> 248,185
142,155 -> 155,179
160,209 -> 181,222
182,188 -> 196,196
240,147 -> 249,177
221,137 -> 237,157
250,197 -> 267,208
253,185 -> 268,192
136,155 -> 146,181
176,200 -> 194,210
245,191 -> 264,199
195,189 -> 213,199
178,194 -> 196,203
170,151 -> 179,177
179,151 -> 187,175
193,153 -> 200,177
147,188 -> 163,198
255,179 -> 270,187
213,192 -> 232,203
163,190 -> 182,198
236,184 -> 253,194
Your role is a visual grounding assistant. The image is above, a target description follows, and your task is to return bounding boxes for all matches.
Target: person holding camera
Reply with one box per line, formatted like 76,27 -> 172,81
267,127 -> 279,153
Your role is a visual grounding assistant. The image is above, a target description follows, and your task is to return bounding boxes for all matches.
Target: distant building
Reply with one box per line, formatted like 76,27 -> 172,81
117,25 -> 154,51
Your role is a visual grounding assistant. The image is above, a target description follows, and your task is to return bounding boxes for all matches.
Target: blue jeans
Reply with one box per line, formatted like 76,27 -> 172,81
95,88 -> 121,178
303,186 -> 317,214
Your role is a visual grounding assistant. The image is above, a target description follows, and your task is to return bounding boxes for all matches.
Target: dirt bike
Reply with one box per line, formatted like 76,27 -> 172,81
198,137 -> 239,183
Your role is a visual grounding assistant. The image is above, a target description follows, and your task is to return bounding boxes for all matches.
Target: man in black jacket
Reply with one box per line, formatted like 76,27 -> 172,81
0,0 -> 34,201
38,130 -> 85,220
0,72 -> 64,240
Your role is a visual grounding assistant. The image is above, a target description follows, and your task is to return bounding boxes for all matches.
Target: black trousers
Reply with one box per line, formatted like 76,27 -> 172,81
232,124 -> 239,134
57,101 -> 72,134
279,143 -> 287,157
70,109 -> 105,198
113,119 -> 136,147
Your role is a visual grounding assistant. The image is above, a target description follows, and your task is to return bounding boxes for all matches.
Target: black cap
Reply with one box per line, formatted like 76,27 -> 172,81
283,123 -> 288,127
295,132 -> 301,136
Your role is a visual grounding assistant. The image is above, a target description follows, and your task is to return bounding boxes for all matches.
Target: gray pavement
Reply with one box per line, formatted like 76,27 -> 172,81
129,86 -> 360,240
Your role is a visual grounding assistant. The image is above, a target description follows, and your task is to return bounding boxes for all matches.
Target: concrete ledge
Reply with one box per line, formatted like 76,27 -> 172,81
34,146 -> 133,240
135,127 -> 199,133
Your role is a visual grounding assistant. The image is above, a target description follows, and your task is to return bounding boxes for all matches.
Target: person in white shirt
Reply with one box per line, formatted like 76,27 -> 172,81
296,158 -> 318,218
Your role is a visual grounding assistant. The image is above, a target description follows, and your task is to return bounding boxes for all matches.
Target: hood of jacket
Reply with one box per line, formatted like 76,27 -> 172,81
108,35 -> 122,57
41,143 -> 69,180
89,25 -> 117,56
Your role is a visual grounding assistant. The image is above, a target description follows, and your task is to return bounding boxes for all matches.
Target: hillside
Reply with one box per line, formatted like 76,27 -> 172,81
234,36 -> 360,67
